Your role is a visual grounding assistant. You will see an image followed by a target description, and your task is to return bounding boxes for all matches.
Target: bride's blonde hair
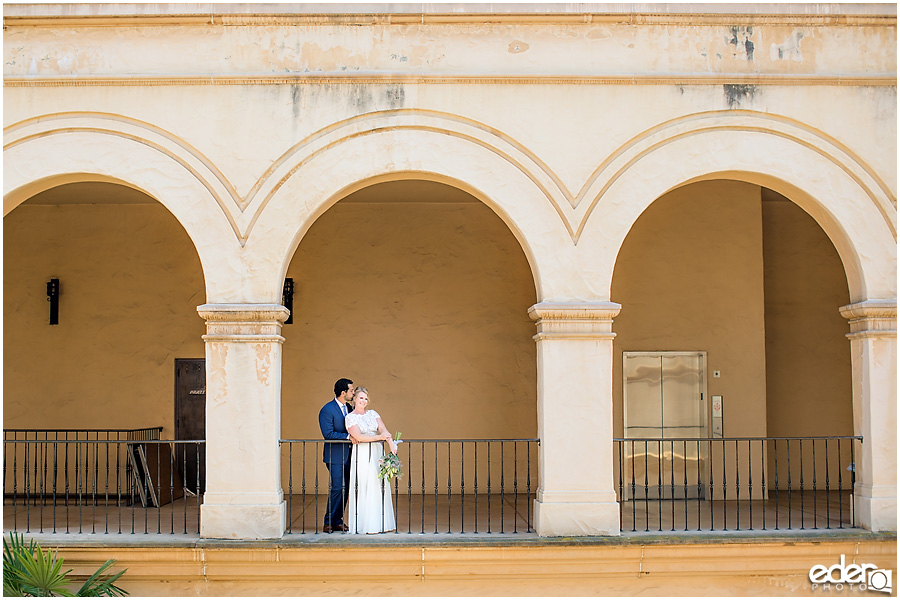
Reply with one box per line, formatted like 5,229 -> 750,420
350,386 -> 369,408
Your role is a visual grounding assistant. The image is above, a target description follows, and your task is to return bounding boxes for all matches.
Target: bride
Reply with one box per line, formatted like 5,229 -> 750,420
344,386 -> 398,534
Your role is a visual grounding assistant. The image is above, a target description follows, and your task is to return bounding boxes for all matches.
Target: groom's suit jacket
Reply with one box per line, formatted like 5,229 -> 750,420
318,399 -> 351,465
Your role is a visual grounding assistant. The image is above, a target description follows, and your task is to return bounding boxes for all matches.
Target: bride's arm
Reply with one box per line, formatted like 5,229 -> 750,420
376,417 -> 398,454
347,424 -> 390,443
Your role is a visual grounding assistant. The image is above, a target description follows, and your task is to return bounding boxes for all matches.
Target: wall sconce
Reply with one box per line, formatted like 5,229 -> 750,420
46,278 -> 60,325
282,278 -> 294,325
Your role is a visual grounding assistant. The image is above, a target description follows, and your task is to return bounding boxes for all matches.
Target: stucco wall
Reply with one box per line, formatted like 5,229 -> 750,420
2,4 -> 894,535
611,180 -> 768,438
762,189 -> 853,487
3,194 -> 205,435
762,190 -> 852,436
610,181 -> 854,437
281,180 -> 538,441
609,181 -> 854,494
3,180 -> 537,437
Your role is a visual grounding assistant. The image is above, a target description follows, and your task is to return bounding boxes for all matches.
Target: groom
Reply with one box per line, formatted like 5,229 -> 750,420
318,377 -> 354,533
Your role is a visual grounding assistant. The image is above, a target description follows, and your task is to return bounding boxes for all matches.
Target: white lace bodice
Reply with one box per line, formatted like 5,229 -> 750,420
345,409 -> 381,436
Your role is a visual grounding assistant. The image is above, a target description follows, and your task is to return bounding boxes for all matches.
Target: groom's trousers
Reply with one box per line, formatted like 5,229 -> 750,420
325,459 -> 351,527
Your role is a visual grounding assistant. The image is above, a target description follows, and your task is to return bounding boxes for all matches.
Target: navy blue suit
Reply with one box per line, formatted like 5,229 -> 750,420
318,399 -> 351,528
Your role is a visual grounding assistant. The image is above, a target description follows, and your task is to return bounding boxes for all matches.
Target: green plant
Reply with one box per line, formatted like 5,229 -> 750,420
3,533 -> 127,597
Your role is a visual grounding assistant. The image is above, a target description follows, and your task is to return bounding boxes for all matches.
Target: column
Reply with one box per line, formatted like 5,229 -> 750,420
839,299 -> 897,532
198,304 -> 289,539
528,301 -> 622,536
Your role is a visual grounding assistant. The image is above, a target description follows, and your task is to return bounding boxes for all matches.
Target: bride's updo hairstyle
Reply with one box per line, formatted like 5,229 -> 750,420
351,386 -> 369,408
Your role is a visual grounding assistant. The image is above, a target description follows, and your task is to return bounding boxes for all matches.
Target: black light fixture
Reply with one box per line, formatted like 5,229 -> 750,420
46,278 -> 60,325
282,278 -> 294,325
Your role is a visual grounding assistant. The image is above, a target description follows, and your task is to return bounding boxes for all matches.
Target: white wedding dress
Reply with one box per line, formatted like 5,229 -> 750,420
344,410 -> 396,534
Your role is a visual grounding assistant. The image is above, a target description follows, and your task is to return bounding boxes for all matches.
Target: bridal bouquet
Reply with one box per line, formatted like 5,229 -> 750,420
378,432 -> 403,481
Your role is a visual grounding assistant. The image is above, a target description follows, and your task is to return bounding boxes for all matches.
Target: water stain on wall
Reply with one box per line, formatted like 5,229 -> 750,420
724,83 -> 759,109
727,26 -> 755,61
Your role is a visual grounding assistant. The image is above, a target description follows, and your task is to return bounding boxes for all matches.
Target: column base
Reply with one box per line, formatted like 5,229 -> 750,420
856,484 -> 897,532
534,499 -> 621,536
201,495 -> 286,539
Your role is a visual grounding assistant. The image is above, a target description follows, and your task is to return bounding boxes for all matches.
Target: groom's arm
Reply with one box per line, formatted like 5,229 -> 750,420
318,405 -> 349,440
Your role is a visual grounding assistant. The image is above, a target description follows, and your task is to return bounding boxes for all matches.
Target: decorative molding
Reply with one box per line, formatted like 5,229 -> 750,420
528,302 -> 622,341
3,9 -> 895,28
6,108 -> 895,254
840,300 -> 897,340
4,74 -> 896,88
198,303 -> 290,342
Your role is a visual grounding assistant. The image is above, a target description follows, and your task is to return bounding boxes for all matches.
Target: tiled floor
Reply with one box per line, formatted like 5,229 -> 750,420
620,490 -> 856,532
285,492 -> 536,535
4,490 -> 857,539
3,494 -> 203,536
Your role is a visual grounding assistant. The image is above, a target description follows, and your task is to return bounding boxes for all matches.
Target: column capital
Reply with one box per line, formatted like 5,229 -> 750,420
528,301 -> 622,341
198,303 -> 290,343
839,299 -> 896,340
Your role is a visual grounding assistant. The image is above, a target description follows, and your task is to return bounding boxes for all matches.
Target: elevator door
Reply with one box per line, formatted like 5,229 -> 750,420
623,352 -> 707,499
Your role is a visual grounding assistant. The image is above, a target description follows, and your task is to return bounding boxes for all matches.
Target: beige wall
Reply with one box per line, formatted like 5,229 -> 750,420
611,180 -> 768,439
610,181 -> 854,494
762,190 -> 852,436
2,4 -> 894,535
3,185 -> 205,436
0,176 -> 859,494
281,181 -> 538,441
762,189 -> 853,488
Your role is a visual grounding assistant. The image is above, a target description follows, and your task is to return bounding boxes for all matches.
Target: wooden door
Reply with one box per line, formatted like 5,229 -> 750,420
175,358 -> 206,494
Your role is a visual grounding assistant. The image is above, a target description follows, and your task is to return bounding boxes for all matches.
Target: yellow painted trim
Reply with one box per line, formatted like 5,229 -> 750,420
3,13 -> 895,28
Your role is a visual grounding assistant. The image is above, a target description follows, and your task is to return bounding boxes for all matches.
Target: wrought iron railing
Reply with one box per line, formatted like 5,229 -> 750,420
280,439 -> 540,534
4,433 -> 864,536
3,438 -> 203,535
3,428 -> 163,442
614,436 -> 862,532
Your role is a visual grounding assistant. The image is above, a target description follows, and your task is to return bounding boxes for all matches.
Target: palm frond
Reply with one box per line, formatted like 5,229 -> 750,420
3,532 -> 127,597
75,559 -> 129,597
15,544 -> 74,596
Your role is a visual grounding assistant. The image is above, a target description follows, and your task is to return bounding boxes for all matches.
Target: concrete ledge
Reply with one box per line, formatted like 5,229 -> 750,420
42,534 -> 897,596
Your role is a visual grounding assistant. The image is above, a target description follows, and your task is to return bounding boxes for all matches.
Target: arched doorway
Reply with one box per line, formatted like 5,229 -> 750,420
4,181 -> 206,432
279,179 -> 538,533
611,179 -> 853,529
3,180 -> 206,532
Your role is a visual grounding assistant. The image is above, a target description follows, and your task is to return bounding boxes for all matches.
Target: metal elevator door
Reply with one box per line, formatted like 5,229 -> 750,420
623,352 -> 707,500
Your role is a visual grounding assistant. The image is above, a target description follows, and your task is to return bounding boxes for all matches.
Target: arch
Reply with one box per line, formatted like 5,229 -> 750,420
238,109 -> 579,240
4,112 -> 244,228
3,177 -> 209,433
582,126 -> 896,303
4,122 -> 242,300
247,126 -> 582,302
575,111 -> 895,240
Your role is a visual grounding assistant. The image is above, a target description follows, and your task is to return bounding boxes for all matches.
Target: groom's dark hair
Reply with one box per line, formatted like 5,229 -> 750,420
334,378 -> 354,397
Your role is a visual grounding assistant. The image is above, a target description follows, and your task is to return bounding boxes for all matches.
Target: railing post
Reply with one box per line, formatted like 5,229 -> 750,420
528,302 -> 621,536
198,304 -> 289,539
840,300 -> 896,532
